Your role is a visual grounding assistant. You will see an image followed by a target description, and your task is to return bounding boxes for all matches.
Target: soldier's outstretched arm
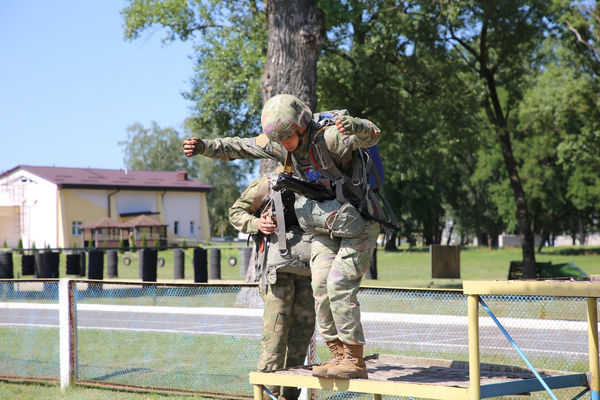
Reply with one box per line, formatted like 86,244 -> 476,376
335,116 -> 381,148
183,136 -> 286,163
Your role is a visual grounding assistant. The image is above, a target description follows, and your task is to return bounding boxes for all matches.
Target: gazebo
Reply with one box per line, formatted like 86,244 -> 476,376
80,216 -> 128,248
124,214 -> 168,249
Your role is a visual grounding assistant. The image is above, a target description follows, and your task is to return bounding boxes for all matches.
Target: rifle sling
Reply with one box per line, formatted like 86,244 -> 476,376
271,190 -> 288,256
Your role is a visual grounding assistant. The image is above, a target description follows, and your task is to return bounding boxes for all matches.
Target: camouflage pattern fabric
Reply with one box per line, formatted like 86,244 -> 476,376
259,273 -> 315,399
261,94 -> 313,142
310,220 -> 380,344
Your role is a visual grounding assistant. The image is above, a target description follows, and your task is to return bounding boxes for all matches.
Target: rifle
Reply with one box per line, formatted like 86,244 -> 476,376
272,173 -> 336,202
273,173 -> 401,232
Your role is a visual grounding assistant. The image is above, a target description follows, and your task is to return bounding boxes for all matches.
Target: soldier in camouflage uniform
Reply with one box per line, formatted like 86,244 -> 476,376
184,94 -> 381,379
229,171 -> 315,400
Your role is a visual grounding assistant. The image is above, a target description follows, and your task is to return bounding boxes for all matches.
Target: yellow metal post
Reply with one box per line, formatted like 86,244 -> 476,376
253,384 -> 264,400
587,297 -> 600,400
468,294 -> 481,400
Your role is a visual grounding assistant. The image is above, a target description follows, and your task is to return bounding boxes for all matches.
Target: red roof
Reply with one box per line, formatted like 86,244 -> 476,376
124,214 -> 167,227
2,165 -> 211,192
81,216 -> 128,229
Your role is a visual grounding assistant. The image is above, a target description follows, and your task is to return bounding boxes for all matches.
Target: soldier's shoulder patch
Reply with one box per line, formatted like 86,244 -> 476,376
256,133 -> 269,148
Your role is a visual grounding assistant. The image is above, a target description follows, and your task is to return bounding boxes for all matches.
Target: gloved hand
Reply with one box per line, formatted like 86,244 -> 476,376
335,115 -> 366,135
183,138 -> 204,157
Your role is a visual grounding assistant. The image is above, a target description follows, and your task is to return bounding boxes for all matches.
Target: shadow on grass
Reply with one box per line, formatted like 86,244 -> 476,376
539,262 -> 587,278
426,280 -> 463,289
380,246 -> 430,253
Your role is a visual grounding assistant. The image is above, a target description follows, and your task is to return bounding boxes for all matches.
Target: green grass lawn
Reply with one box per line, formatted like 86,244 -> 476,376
0,381 -> 203,400
2,245 -> 600,399
369,245 -> 600,288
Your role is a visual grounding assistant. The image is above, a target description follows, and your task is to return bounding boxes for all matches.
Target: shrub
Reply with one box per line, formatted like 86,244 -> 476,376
141,234 -> 148,248
118,239 -> 126,254
17,238 -> 24,254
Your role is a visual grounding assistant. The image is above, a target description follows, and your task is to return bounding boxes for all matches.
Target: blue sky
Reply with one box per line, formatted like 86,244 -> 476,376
0,1 -> 196,174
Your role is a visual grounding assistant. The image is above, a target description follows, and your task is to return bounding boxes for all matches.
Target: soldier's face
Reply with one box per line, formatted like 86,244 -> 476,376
279,131 -> 300,152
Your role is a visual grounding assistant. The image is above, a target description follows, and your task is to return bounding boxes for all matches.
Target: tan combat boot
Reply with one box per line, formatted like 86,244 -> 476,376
326,343 -> 368,379
311,338 -> 344,377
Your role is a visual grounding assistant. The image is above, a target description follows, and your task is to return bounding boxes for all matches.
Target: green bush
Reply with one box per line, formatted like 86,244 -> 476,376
119,239 -> 126,254
181,239 -> 188,249
17,238 -> 24,254
141,234 -> 148,248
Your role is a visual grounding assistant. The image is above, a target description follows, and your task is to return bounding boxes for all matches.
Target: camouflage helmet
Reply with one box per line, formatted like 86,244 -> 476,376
261,94 -> 312,142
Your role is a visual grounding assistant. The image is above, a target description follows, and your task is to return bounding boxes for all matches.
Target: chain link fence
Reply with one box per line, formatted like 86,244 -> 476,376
0,280 -> 593,399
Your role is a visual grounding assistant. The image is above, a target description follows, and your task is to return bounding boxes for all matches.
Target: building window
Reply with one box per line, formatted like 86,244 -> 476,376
174,221 -> 179,235
72,221 -> 82,236
190,221 -> 195,235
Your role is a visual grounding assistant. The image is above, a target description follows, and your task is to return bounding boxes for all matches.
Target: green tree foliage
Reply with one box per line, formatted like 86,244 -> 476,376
119,122 -> 198,175
122,0 -> 266,141
315,1 -> 487,246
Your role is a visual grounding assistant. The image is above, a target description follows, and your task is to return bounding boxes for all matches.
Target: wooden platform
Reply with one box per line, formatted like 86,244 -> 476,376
249,354 -> 589,400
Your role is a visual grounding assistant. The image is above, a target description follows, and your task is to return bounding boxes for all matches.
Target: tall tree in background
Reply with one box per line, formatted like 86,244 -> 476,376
558,2 -> 600,171
122,0 -> 325,231
123,0 -> 324,176
315,1 -> 484,248
119,122 -> 198,175
425,0 -> 566,277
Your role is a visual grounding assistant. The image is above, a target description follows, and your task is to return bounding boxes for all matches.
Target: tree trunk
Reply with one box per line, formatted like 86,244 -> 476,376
445,224 -> 454,245
259,0 -> 325,175
538,229 -> 550,253
477,21 -> 536,278
497,128 -> 537,278
385,232 -> 398,251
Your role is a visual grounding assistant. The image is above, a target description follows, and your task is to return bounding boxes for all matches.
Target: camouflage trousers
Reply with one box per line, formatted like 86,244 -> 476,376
310,220 -> 380,345
258,272 -> 315,399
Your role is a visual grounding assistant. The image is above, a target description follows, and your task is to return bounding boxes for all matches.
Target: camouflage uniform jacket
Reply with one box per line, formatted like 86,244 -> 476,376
194,119 -> 380,191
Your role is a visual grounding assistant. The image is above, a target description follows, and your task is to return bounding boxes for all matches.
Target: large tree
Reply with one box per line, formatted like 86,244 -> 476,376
123,0 -> 325,176
123,0 -> 325,237
422,0 -> 567,277
315,1 -> 485,247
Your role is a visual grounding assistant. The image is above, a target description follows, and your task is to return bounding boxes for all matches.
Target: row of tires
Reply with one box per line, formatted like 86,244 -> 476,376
0,248 -> 248,282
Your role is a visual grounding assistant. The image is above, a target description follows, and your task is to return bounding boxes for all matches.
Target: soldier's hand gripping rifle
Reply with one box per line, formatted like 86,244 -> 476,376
272,173 -> 336,202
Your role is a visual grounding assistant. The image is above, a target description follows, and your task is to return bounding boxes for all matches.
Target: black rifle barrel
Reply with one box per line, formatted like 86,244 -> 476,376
272,173 -> 336,202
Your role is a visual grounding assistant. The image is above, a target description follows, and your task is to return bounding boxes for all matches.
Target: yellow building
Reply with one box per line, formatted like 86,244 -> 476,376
0,165 -> 212,248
